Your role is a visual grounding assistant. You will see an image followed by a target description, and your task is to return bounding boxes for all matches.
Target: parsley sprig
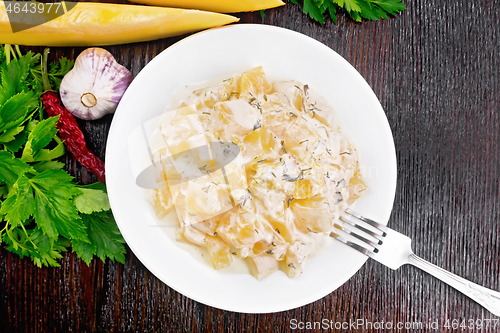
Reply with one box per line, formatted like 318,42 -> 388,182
286,0 -> 406,23
0,45 -> 126,267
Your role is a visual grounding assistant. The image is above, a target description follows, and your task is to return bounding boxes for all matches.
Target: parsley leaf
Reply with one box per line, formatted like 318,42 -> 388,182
372,0 -> 406,15
286,0 -> 405,23
21,116 -> 60,162
357,0 -> 388,20
322,1 -> 338,24
28,116 -> 59,153
0,125 -> 24,143
0,185 -> 7,199
304,0 -> 325,23
0,150 -> 33,184
30,56 -> 74,93
73,212 -> 126,265
335,0 -> 361,13
32,139 -> 65,162
1,221 -> 70,267
0,51 -> 40,99
74,182 -> 111,214
29,226 -> 69,267
0,91 -> 38,132
30,169 -> 87,241
31,160 -> 65,173
0,176 -> 34,227
3,128 -> 28,153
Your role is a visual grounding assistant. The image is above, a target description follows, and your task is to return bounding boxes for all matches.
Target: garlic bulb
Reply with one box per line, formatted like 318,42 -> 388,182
60,48 -> 133,120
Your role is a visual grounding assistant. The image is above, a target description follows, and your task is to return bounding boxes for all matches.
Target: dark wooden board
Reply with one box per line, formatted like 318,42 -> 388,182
1,1 -> 499,332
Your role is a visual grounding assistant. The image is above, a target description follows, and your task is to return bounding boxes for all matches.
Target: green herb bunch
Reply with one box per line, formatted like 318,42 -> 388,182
0,45 -> 126,267
286,0 -> 406,23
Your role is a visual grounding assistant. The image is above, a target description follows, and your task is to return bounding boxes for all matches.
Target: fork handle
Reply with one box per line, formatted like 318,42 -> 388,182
408,253 -> 500,316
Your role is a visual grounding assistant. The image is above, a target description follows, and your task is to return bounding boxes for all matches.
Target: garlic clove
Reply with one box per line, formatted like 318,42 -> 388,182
60,47 -> 133,120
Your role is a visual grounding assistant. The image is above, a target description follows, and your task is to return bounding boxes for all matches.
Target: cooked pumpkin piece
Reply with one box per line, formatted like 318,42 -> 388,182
290,197 -> 333,233
206,235 -> 234,270
237,66 -> 273,100
247,253 -> 279,280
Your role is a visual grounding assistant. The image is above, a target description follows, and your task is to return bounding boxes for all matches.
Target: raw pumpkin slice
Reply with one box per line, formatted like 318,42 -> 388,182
128,0 -> 285,13
0,2 -> 239,46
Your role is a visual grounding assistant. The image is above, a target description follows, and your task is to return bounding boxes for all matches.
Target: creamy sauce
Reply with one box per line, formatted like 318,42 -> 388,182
150,67 -> 366,280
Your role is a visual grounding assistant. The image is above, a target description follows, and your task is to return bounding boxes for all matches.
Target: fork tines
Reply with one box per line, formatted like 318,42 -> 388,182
345,208 -> 388,234
330,209 -> 388,256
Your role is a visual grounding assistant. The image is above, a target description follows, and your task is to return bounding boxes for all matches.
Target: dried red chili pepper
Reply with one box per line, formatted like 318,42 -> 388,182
41,49 -> 106,184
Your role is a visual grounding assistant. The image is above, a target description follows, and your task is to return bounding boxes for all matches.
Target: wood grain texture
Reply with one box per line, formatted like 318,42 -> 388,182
1,1 -> 499,332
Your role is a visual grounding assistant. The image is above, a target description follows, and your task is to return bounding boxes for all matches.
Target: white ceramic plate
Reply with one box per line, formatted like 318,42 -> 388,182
106,24 -> 397,313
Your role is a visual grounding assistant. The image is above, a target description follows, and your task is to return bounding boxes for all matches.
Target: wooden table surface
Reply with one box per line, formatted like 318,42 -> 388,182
1,1 -> 499,332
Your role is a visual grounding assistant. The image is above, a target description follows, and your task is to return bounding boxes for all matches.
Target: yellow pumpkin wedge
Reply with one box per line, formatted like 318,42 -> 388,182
0,1 -> 239,46
128,0 -> 285,13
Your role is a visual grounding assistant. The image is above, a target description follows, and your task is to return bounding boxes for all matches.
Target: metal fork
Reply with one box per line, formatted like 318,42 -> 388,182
331,208 -> 500,316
